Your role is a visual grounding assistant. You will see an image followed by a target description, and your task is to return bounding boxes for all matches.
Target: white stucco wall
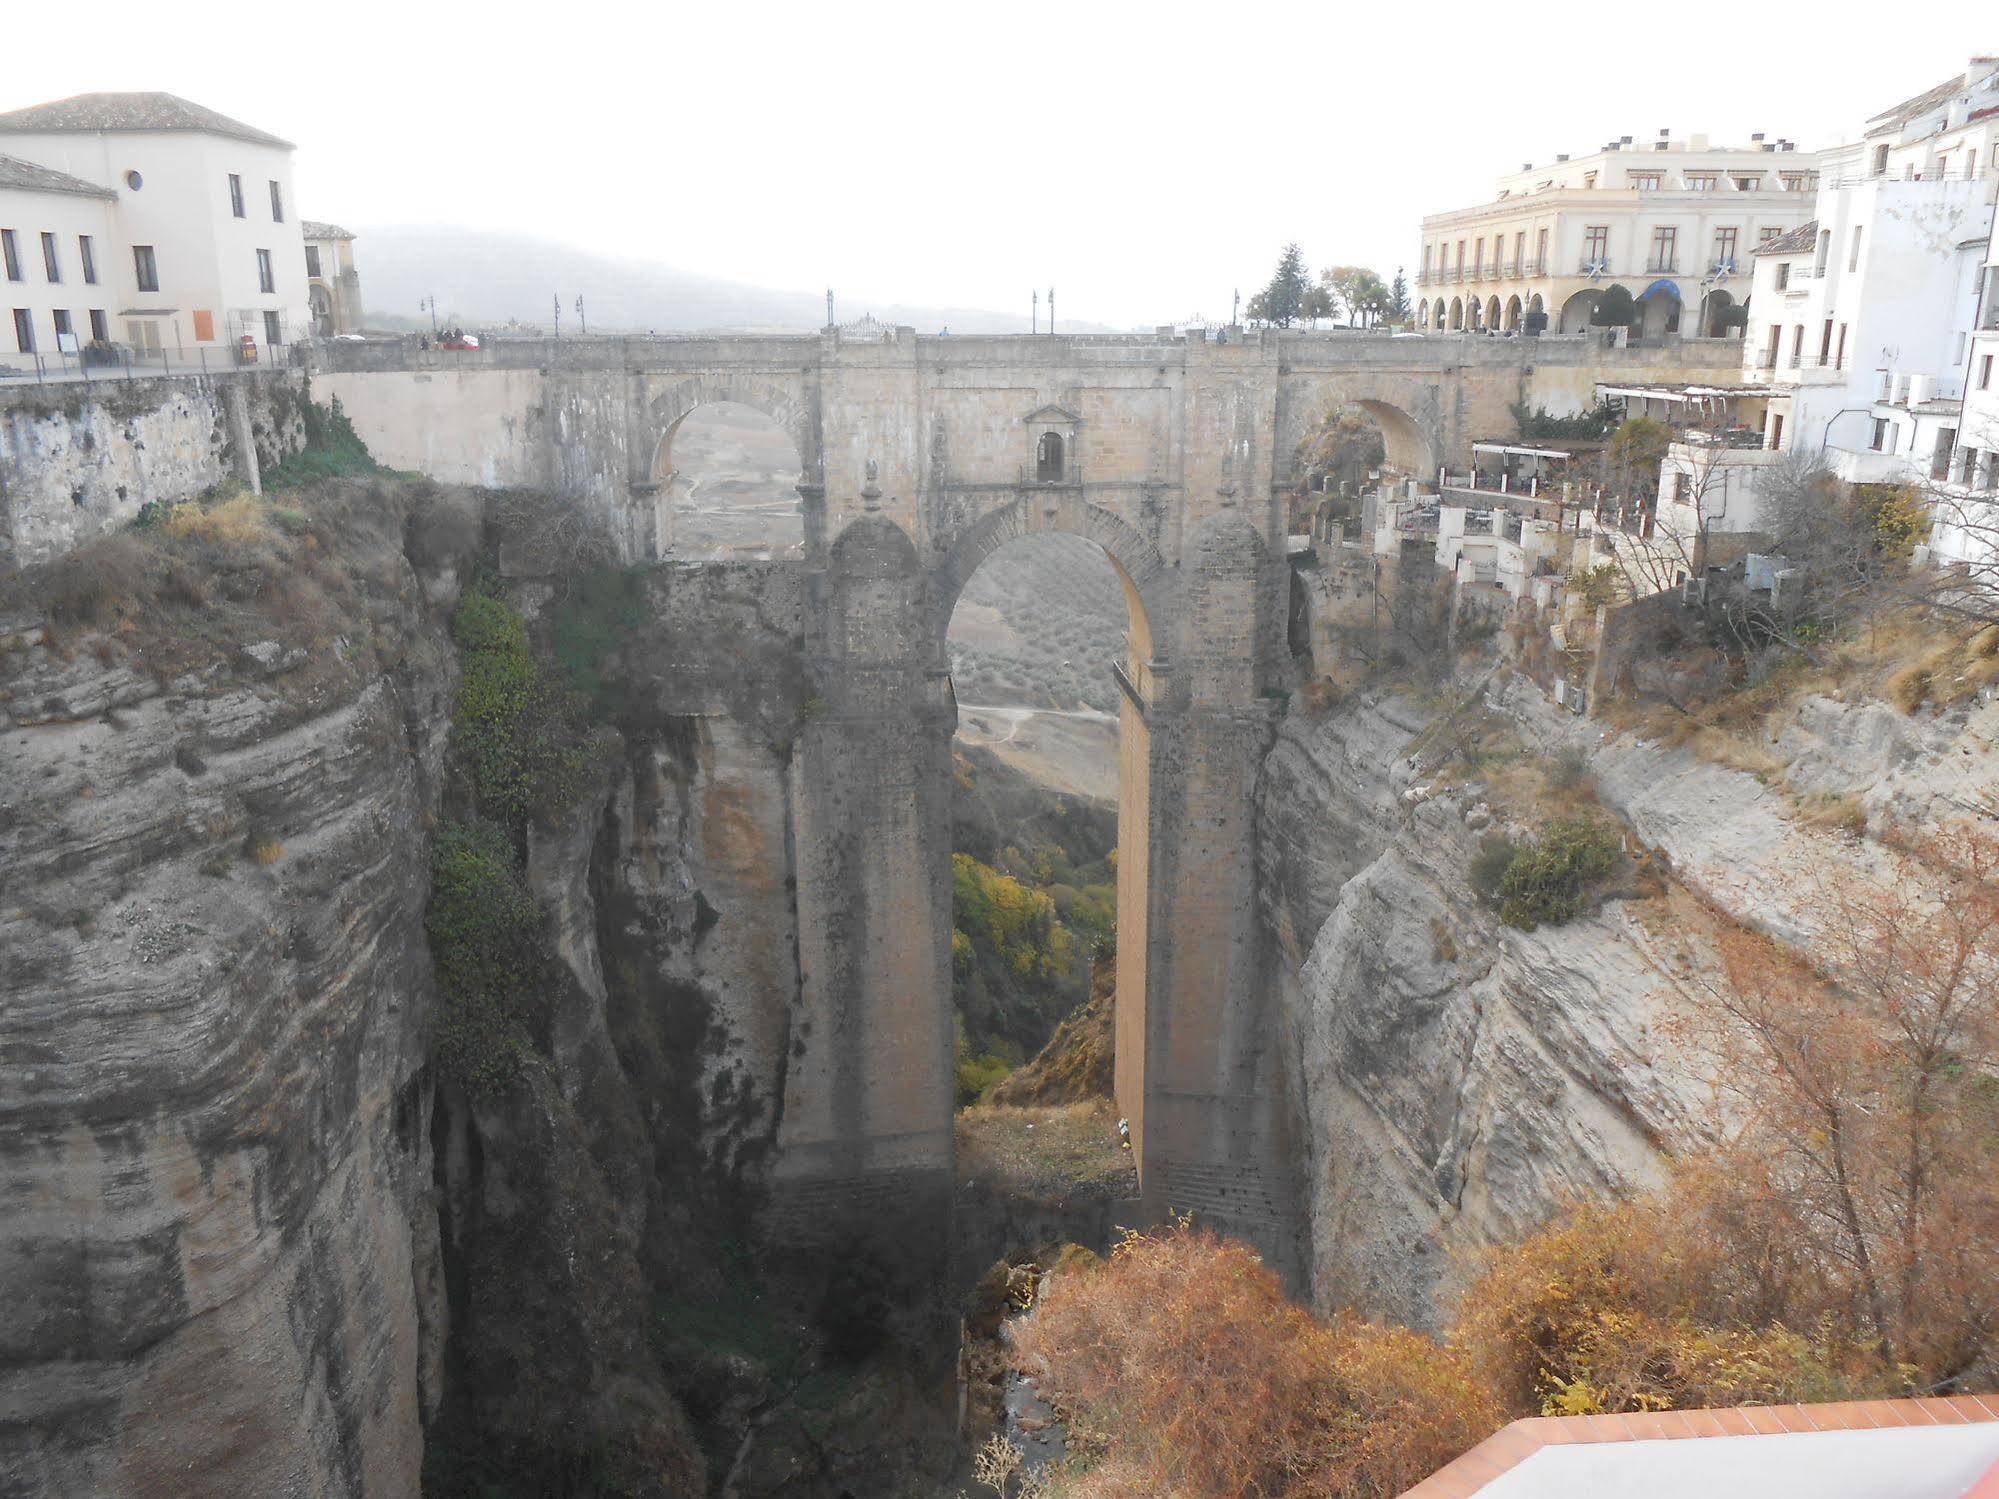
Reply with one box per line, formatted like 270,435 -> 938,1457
0,186 -> 120,359
0,129 -> 309,355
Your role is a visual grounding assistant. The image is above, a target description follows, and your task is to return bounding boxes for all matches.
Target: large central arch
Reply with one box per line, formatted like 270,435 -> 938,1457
769,491 -> 1295,1274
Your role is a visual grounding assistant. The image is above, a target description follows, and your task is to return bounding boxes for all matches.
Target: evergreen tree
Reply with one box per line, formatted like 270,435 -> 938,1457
1250,243 -> 1310,328
1388,267 -> 1412,326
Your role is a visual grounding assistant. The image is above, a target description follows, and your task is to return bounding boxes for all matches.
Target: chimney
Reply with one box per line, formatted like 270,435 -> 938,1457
1620,135 -> 1633,144
1556,153 -> 1569,162
1522,162 -> 1532,171
1751,132 -> 1765,142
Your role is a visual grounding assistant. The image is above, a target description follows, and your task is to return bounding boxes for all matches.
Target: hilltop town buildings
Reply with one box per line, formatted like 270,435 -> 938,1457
1415,135 -> 1822,341
0,92 -> 359,364
303,221 -> 363,336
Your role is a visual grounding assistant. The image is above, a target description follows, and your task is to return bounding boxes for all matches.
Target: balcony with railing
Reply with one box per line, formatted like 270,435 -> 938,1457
1522,258 -> 1547,277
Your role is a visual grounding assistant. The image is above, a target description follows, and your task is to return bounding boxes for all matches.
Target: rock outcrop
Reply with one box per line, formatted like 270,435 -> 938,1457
0,484 -> 459,1492
1257,671 -> 1999,1330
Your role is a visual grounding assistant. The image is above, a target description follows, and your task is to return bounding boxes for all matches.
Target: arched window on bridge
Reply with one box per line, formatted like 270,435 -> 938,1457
1036,431 -> 1065,484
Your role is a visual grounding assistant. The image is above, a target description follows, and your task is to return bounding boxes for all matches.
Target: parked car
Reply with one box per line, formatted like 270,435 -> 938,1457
437,333 -> 480,351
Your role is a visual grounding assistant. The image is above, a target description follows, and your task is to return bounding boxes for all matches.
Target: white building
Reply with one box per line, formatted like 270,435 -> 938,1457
0,92 -> 315,364
1937,218 -> 1999,573
1742,58 -> 1998,486
1416,133 -> 1821,340
1,153 -> 119,361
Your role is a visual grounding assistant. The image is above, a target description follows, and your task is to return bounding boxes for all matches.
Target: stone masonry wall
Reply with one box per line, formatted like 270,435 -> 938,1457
0,373 -> 308,568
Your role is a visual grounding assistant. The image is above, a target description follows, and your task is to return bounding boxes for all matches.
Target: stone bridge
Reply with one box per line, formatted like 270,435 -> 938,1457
322,329 -> 1736,1267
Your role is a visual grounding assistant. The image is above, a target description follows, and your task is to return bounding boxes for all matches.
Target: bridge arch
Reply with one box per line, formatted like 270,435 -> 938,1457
1352,398 -> 1434,477
927,493 -> 1174,666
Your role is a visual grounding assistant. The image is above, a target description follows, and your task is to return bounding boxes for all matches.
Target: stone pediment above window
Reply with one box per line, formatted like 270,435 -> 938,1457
1021,403 -> 1082,426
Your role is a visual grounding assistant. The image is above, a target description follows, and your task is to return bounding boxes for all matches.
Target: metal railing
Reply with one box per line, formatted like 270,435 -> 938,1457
0,339 -> 314,385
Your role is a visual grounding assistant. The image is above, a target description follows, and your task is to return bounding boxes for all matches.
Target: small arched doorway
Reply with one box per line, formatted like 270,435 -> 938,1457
1503,295 -> 1523,331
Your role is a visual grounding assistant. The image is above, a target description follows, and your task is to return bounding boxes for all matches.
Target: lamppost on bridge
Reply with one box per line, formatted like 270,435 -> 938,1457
575,295 -> 587,336
419,295 -> 437,334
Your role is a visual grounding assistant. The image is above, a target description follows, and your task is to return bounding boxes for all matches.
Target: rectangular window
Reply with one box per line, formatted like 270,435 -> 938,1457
1759,225 -> 1783,243
192,308 -> 215,341
88,308 -> 107,343
256,248 -> 274,294
1776,262 -> 1791,290
1849,226 -> 1863,271
11,307 -> 31,353
1649,225 -> 1677,271
40,231 -> 59,282
1734,175 -> 1762,191
1714,226 -> 1738,265
1686,173 -> 1717,190
268,179 -> 284,222
1473,237 -> 1484,272
305,244 -> 322,278
229,173 -> 245,218
1633,173 -> 1661,190
2,228 -> 19,281
1420,244 -> 1432,275
1982,354 -> 1994,391
1819,319 -> 1833,360
79,234 -> 96,284
1769,412 -> 1785,450
1790,324 -> 1804,365
1935,428 -> 1958,481
1873,143 -> 1891,176
1583,225 -> 1609,263
1836,324 -> 1848,369
263,309 -> 283,345
1872,417 -> 1891,451
1455,240 -> 1464,270
1535,227 -> 1548,269
133,244 -> 158,292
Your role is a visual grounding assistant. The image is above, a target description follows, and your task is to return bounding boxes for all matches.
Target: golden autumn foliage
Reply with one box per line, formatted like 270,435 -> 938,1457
1012,1222 -> 1498,1498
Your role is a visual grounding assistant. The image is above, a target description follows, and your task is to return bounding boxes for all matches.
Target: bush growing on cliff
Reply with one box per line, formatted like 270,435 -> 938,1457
425,819 -> 557,1093
452,588 -> 591,829
1013,1220 -> 1498,1497
1473,817 -> 1621,930
260,395 -> 383,488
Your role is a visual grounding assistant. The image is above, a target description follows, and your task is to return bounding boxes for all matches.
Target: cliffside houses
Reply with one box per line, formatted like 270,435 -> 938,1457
0,92 -> 360,372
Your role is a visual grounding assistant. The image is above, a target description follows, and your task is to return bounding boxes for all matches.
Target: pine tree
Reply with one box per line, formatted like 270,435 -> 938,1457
1388,267 -> 1412,326
1251,244 -> 1310,328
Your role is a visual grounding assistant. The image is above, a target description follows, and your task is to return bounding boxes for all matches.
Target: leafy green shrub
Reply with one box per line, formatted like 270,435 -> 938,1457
1492,818 -> 1621,930
426,820 -> 556,1093
452,588 -> 589,830
261,396 -> 383,488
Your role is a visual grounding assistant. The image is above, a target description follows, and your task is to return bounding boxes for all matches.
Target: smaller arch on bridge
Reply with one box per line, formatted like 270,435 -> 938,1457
1503,295 -> 1522,332
1448,297 -> 1464,331
1485,295 -> 1502,331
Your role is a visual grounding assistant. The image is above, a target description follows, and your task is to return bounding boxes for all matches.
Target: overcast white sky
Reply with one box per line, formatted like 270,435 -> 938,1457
5,2 -> 1993,327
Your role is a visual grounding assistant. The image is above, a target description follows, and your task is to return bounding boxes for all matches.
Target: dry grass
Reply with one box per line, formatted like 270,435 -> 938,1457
248,838 -> 285,866
161,491 -> 271,546
1791,788 -> 1869,837
955,1099 -> 1136,1203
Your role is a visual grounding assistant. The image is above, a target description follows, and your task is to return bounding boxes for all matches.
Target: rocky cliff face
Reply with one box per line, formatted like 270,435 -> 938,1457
1257,672 -> 1999,1331
0,485 -> 458,1492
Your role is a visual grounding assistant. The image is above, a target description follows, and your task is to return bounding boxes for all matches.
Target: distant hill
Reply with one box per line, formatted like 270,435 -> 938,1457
351,225 -> 1115,335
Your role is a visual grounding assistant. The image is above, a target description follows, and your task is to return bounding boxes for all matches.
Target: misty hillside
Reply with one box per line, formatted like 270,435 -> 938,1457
353,225 -> 1116,334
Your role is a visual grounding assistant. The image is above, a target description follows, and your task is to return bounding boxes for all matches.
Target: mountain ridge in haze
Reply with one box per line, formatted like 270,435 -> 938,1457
354,225 -> 1118,334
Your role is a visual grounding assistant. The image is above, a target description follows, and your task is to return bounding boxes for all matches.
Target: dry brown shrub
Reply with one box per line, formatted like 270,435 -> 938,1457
1014,1221 -> 1497,1497
39,534 -> 155,626
249,838 -> 284,866
163,492 -> 269,546
1886,663 -> 1930,714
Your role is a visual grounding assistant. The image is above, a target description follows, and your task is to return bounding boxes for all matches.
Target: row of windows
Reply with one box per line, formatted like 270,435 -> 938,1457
5,232 -> 286,297
2,228 -> 100,286
1420,224 -> 1778,276
1510,170 -> 1816,196
10,305 -> 110,352
11,304 -> 288,355
226,172 -> 283,223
